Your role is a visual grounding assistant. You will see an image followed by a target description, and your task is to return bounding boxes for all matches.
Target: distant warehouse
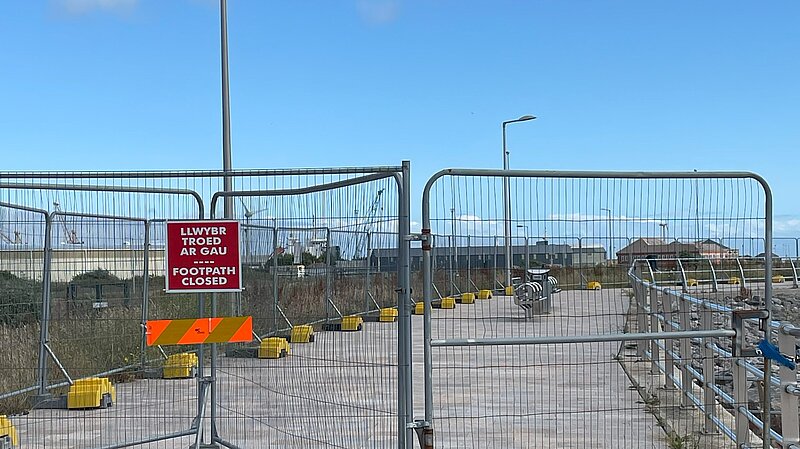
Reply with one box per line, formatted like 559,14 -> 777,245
370,239 -> 608,272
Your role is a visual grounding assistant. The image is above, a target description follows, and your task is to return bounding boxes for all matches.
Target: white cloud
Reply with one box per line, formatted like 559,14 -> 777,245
53,0 -> 138,16
774,216 -> 800,235
356,0 -> 400,25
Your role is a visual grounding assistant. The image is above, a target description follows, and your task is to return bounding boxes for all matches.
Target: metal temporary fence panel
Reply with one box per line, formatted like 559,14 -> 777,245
0,202 -> 48,412
203,165 -> 410,449
419,169 -> 773,449
0,166 -> 412,449
0,175 -> 205,449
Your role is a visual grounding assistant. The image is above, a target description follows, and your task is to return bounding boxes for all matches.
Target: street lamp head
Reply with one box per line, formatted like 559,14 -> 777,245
503,115 -> 537,126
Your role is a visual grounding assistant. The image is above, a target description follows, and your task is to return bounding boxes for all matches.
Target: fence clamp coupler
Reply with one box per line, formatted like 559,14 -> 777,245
409,420 -> 433,449
420,228 -> 431,250
732,309 -> 769,357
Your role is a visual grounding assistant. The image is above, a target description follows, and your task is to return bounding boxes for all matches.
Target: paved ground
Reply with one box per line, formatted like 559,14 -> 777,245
9,288 -> 670,449
414,288 -> 668,449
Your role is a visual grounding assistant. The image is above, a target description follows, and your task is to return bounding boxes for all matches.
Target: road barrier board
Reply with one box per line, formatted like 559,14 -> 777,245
146,316 -> 253,346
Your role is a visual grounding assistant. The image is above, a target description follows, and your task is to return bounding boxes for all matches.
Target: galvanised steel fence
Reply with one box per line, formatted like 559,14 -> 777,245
417,169 -> 777,449
0,165 -> 413,449
628,256 -> 800,448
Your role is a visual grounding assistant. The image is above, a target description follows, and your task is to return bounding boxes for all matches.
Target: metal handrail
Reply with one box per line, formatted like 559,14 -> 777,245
628,257 -> 799,449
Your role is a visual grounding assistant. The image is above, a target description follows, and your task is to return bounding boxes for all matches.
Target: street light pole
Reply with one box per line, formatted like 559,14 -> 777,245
517,224 -> 529,270
502,115 -> 536,289
221,0 -> 233,220
600,208 -> 612,264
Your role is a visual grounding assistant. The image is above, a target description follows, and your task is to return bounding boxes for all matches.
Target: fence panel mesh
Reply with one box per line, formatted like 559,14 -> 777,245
0,167 -> 405,449
421,171 -> 771,449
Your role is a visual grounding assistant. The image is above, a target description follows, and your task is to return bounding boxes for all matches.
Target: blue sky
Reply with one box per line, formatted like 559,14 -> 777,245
1,1 -> 799,232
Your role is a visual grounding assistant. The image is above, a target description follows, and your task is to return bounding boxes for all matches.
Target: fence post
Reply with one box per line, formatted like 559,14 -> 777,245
448,235 -> 454,296
577,237 -> 583,287
732,313 -> 751,447
140,220 -> 150,369
676,258 -> 688,293
678,294 -> 692,408
634,265 -> 647,358
701,303 -> 717,433
272,226 -> 279,333
36,213 -> 54,398
325,227 -> 333,323
493,236 -> 499,289
365,231 -> 372,311
467,235 -> 472,291
663,291 -> 676,390
789,257 -> 799,289
736,257 -> 748,288
649,286 -> 660,375
779,326 -> 799,446
398,160 -> 413,449
707,258 -> 719,293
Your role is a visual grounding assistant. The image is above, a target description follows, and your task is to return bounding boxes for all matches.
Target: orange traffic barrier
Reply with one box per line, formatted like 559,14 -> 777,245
146,316 -> 252,346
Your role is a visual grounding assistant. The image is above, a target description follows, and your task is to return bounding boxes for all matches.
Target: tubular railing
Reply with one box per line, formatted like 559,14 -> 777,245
629,259 -> 800,449
638,256 -> 800,291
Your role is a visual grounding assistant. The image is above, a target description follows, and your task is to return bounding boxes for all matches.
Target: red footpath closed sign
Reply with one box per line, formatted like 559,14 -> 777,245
165,220 -> 242,293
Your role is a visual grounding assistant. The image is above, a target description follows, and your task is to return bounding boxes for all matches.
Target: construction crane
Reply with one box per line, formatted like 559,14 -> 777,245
0,230 -> 21,245
355,189 -> 384,259
53,202 -> 83,245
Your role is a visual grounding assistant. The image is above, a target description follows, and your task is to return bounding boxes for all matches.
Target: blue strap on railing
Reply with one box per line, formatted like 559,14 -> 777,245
757,339 -> 797,370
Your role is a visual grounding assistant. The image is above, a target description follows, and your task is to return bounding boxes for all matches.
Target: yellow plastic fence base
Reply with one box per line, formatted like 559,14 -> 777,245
687,278 -> 698,287
773,275 -> 786,283
258,337 -> 290,359
379,307 -> 398,322
440,297 -> 456,309
504,286 -> 515,296
413,302 -> 425,315
67,377 -> 116,409
163,352 -> 198,379
459,293 -> 476,304
587,281 -> 602,290
291,325 -> 314,343
477,290 -> 493,300
341,315 -> 364,331
0,415 -> 18,447
729,277 -> 740,285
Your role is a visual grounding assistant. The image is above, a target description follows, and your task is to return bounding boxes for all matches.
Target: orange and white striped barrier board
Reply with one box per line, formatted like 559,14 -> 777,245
146,316 -> 252,346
